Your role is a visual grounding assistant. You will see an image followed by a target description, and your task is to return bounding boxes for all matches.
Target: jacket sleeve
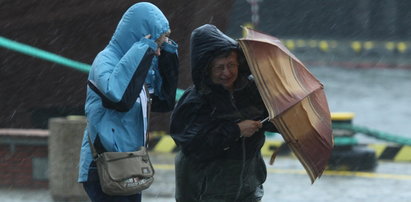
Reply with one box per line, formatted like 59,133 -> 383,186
170,100 -> 241,162
88,37 -> 156,112
150,39 -> 179,112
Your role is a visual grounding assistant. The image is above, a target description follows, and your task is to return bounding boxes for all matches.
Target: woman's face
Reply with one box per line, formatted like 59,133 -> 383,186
210,51 -> 239,91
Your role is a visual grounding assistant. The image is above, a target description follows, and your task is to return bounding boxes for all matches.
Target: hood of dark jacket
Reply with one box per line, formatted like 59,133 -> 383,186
190,24 -> 251,93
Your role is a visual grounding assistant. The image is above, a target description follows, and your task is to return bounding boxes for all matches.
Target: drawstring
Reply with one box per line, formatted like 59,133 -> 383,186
234,137 -> 246,201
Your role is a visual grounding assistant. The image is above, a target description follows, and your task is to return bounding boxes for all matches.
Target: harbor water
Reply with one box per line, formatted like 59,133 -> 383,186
309,66 -> 411,142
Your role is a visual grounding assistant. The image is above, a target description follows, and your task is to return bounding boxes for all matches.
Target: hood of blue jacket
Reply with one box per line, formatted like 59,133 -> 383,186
108,2 -> 170,55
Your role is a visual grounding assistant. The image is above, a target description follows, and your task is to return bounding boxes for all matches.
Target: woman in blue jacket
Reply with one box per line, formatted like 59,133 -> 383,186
78,3 -> 178,202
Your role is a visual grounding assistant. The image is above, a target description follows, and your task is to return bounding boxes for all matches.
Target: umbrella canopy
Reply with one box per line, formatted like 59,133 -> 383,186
238,27 -> 333,183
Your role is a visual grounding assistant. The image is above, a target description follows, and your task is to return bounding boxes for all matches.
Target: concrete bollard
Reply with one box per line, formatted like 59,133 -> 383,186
48,116 -> 89,202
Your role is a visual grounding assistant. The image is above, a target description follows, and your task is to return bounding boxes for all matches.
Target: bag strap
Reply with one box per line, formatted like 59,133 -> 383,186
143,84 -> 152,149
87,84 -> 152,159
87,131 -> 98,160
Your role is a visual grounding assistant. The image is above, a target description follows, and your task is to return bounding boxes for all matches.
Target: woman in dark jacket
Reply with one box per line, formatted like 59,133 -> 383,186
170,24 -> 277,202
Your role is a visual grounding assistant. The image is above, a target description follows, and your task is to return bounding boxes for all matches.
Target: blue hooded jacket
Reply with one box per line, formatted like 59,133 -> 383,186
78,2 -> 178,182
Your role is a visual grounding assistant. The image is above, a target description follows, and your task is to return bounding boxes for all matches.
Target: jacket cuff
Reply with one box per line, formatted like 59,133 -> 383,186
161,39 -> 178,54
226,121 -> 242,139
140,37 -> 158,52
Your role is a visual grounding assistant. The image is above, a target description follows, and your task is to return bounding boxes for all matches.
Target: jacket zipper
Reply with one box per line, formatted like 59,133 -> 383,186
230,92 -> 240,113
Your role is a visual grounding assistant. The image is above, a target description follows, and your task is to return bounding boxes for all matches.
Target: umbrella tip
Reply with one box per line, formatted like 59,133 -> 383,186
269,150 -> 278,165
240,26 -> 251,38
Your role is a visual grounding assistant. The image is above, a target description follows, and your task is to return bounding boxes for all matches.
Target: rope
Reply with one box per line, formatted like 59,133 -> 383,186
333,123 -> 411,146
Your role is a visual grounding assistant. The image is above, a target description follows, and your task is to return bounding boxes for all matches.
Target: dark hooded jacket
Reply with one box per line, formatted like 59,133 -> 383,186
170,24 -> 277,202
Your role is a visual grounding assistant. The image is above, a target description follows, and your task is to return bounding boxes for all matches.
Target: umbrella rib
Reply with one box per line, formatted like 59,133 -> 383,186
274,86 -> 322,118
274,118 -> 318,183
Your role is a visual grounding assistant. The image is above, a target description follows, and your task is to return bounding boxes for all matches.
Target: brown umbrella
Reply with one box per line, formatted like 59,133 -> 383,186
238,27 -> 334,183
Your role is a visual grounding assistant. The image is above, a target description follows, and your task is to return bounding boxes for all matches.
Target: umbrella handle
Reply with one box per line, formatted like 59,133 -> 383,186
260,117 -> 269,124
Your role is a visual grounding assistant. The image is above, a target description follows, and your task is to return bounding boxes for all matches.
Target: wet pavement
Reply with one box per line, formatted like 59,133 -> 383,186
145,153 -> 411,202
2,152 -> 411,202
